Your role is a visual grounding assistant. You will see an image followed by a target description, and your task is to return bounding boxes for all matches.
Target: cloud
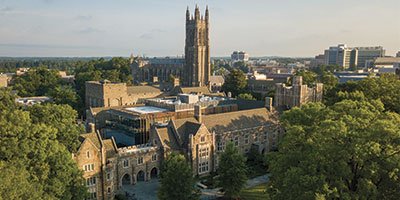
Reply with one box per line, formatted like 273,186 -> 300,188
0,43 -> 98,49
0,6 -> 13,15
139,28 -> 166,40
77,27 -> 104,34
76,15 -> 93,21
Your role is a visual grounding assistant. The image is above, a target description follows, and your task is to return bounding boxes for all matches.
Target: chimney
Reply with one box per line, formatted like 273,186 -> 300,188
194,105 -> 202,123
89,123 -> 95,133
265,97 -> 273,111
173,78 -> 180,87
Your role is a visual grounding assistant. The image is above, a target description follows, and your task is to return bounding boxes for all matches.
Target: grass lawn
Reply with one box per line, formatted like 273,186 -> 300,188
241,183 -> 269,200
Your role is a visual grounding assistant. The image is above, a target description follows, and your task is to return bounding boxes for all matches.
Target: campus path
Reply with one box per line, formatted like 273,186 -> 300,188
200,173 -> 270,200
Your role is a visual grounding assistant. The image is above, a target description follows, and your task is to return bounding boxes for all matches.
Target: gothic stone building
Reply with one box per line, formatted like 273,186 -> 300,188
274,76 -> 323,109
131,6 -> 210,87
74,106 -> 281,200
85,80 -> 163,108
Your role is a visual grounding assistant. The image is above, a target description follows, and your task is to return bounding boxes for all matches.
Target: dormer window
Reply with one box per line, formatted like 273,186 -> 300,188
201,136 -> 205,142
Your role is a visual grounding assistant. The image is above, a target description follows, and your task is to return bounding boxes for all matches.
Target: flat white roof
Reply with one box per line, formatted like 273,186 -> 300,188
123,106 -> 167,114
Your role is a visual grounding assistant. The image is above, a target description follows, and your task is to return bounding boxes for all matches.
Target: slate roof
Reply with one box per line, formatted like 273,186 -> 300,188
156,127 -> 180,152
172,107 -> 279,134
127,86 -> 162,94
180,86 -> 211,95
79,132 -> 101,150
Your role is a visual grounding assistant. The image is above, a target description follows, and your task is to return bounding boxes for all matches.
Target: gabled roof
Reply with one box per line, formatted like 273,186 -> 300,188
156,127 -> 180,152
172,107 -> 279,134
173,121 -> 202,147
79,132 -> 101,150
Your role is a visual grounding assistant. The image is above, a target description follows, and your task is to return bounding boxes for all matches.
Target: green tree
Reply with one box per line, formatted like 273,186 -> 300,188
288,70 -> 318,87
12,67 -> 61,97
325,74 -> 400,113
46,85 -> 82,111
266,100 -> 400,200
237,93 -> 256,100
222,69 -> 247,97
0,89 -> 88,199
28,103 -> 84,153
158,154 -> 200,200
217,143 -> 247,199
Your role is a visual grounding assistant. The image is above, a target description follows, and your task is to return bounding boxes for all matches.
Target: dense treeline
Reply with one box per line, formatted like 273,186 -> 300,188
265,73 -> 400,199
0,89 -> 88,199
0,60 -> 80,74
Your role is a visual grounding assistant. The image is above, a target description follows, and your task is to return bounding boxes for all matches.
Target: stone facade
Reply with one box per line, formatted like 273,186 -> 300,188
85,80 -> 162,108
0,74 -> 7,88
75,105 -> 281,199
130,57 -> 184,83
183,6 -> 210,87
73,126 -> 118,200
274,76 -> 323,109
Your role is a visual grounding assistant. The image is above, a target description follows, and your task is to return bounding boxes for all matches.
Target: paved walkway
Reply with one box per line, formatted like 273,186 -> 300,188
115,174 -> 270,200
116,179 -> 160,200
200,173 -> 270,200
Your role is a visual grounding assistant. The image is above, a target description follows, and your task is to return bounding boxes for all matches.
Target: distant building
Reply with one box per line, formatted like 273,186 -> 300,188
323,44 -> 385,69
231,51 -> 249,61
354,46 -> 385,68
274,76 -> 323,109
210,75 -> 224,92
367,57 -> 400,68
310,54 -> 325,67
15,96 -> 52,106
394,62 -> 400,77
0,74 -> 7,88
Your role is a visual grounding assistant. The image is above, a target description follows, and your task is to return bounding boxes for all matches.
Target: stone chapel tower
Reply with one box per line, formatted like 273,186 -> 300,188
184,5 -> 210,87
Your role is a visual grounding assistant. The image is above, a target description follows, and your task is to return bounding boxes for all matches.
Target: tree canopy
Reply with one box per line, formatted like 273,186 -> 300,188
325,74 -> 400,113
12,67 -> 62,97
266,99 -> 400,199
0,89 -> 88,199
158,154 -> 200,200
217,143 -> 247,199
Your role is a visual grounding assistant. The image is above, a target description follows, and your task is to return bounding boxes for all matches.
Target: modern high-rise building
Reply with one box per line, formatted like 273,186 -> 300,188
323,44 -> 385,69
324,44 -> 354,69
353,46 -> 385,68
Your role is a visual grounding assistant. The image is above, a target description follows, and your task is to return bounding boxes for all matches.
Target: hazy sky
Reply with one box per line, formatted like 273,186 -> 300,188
0,0 -> 399,57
